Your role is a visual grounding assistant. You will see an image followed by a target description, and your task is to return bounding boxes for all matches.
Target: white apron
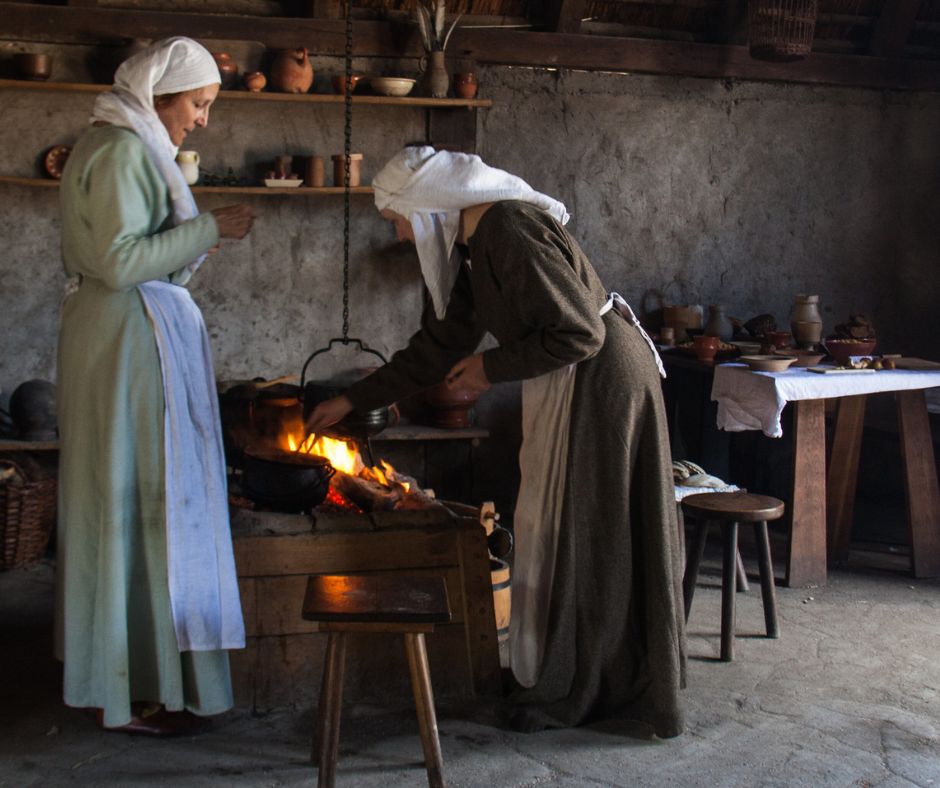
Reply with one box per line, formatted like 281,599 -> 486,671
509,293 -> 663,686
138,280 -> 245,652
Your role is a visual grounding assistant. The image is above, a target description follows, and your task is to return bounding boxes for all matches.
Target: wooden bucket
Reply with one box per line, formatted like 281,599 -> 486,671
490,558 -> 511,644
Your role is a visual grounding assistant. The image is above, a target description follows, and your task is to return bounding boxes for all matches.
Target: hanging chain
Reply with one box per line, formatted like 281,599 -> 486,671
341,0 -> 353,343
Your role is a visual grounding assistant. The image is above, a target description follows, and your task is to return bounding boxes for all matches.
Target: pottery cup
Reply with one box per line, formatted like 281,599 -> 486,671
693,335 -> 720,363
14,53 -> 51,81
766,330 -> 792,350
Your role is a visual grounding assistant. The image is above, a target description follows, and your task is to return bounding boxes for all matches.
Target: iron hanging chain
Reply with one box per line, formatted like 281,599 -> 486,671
341,0 -> 353,343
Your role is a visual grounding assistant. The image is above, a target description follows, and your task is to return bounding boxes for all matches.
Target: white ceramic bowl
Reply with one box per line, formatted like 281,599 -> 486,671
369,77 -> 416,97
739,354 -> 798,373
264,178 -> 303,188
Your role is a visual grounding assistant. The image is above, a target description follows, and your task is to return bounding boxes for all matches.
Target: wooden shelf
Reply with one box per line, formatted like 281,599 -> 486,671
0,79 -> 492,108
372,424 -> 489,441
0,439 -> 58,451
0,176 -> 375,195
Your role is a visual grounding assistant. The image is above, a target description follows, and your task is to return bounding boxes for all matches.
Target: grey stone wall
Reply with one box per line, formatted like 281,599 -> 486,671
2,44 -> 938,514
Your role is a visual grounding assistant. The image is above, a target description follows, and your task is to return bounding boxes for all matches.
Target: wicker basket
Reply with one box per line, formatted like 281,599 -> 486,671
1,458 -> 57,570
748,0 -> 818,62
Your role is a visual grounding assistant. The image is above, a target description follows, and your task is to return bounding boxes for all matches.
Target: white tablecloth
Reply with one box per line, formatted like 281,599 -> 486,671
711,364 -> 940,438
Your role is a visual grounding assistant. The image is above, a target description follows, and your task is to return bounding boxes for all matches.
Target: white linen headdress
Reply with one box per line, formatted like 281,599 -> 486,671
90,36 -> 220,274
373,146 -> 570,319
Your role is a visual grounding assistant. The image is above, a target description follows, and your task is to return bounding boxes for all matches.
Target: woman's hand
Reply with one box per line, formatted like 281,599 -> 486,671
211,204 -> 255,240
444,353 -> 491,395
304,395 -> 354,437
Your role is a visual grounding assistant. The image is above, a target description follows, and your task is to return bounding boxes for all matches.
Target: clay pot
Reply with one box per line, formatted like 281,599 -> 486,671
270,48 -> 314,94
10,379 -> 57,441
426,50 -> 449,98
454,72 -> 478,99
332,153 -> 363,187
425,381 -> 480,429
212,52 -> 238,90
243,71 -> 266,92
693,335 -> 720,363
331,74 -> 362,94
13,53 -> 51,81
766,330 -> 792,350
790,294 -> 823,348
704,304 -> 734,342
305,156 -> 325,187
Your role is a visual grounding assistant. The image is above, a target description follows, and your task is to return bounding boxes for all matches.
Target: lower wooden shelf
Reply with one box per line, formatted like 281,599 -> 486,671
0,175 -> 374,196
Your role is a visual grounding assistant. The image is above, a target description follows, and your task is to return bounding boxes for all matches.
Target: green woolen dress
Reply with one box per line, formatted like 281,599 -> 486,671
55,125 -> 234,728
347,201 -> 686,736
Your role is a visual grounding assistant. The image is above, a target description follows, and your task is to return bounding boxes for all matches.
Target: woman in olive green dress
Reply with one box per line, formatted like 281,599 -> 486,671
306,147 -> 686,737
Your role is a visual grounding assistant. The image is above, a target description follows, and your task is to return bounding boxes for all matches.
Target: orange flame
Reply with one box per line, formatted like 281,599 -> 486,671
286,432 -> 409,492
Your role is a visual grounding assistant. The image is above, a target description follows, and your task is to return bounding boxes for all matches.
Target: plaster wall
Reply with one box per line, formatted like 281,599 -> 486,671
1,46 -> 938,513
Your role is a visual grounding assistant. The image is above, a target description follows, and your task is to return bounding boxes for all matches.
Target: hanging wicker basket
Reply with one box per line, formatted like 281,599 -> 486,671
1,457 -> 57,570
748,0 -> 818,62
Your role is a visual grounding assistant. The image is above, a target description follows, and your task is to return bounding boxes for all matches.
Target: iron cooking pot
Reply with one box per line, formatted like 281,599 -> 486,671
302,380 -> 389,442
241,448 -> 335,513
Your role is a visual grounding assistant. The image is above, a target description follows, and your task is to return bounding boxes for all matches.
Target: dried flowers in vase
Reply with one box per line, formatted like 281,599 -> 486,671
413,0 -> 462,98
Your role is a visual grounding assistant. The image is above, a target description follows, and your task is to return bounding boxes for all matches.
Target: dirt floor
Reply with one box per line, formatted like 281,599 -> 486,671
2,532 -> 939,788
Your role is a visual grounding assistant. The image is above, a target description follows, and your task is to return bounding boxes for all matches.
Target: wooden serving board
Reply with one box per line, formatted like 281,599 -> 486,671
806,366 -> 877,374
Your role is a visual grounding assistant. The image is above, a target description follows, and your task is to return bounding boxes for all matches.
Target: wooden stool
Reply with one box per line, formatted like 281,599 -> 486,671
301,573 -> 452,788
681,492 -> 784,662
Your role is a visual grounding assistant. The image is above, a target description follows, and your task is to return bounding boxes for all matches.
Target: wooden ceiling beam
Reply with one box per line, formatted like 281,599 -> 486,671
534,0 -> 588,34
2,3 -> 938,92
869,0 -> 923,57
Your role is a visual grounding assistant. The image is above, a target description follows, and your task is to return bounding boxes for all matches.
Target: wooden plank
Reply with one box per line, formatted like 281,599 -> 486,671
3,4 -> 940,92
896,389 -> 940,577
536,0 -> 587,34
826,395 -> 867,562
233,527 -> 461,577
869,0 -> 923,57
786,399 -> 828,587
455,519 -> 502,697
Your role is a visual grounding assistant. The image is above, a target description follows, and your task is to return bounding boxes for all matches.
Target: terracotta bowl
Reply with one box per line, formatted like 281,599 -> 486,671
824,338 -> 877,367
739,354 -> 798,373
778,349 -> 825,368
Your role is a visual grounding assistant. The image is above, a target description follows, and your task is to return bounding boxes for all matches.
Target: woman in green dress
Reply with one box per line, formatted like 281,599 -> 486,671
305,147 -> 686,737
56,37 -> 254,735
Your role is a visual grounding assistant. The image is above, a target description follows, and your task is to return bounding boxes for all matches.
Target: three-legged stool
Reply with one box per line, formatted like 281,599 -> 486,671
681,492 -> 784,661
301,573 -> 452,788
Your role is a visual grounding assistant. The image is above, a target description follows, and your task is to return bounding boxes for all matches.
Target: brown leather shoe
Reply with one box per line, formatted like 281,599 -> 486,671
95,706 -> 212,737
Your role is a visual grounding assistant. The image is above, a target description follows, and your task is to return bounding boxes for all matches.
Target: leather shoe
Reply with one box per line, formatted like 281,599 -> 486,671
95,706 -> 211,737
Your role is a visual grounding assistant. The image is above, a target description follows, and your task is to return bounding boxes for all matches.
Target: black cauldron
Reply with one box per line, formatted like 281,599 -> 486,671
241,449 -> 334,513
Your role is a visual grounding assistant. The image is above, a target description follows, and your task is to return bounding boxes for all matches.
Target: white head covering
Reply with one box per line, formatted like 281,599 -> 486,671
90,37 -> 220,274
373,146 -> 570,319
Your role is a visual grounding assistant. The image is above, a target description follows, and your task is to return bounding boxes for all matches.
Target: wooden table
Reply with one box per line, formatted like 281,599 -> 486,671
711,364 -> 940,587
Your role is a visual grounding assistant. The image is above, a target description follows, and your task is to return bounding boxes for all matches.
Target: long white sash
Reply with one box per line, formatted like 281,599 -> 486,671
509,293 -> 664,686
138,281 -> 245,652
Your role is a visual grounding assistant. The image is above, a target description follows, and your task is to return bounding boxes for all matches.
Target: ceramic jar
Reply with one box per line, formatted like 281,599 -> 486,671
270,48 -> 314,94
790,294 -> 823,348
425,381 -> 480,429
175,150 -> 200,185
454,72 -> 478,99
212,52 -> 238,90
13,53 -> 52,81
704,304 -> 734,342
427,50 -> 449,98
332,153 -> 363,187
244,71 -> 266,92
305,156 -> 325,187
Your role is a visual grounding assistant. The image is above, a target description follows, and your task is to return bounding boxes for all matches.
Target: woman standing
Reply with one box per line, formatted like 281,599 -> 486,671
56,37 -> 254,734
305,146 -> 686,736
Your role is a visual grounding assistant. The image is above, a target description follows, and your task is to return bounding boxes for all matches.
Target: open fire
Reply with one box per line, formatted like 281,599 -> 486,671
275,430 -> 430,513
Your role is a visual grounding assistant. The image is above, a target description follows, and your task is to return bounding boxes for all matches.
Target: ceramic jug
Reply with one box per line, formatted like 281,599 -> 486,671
270,48 -> 314,94
212,52 -> 238,90
790,294 -> 823,348
704,304 -> 734,342
176,150 -> 200,185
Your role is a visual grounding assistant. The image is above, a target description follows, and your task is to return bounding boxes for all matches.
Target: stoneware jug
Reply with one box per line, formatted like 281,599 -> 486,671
704,304 -> 734,341
790,293 -> 823,348
270,48 -> 314,94
176,150 -> 200,185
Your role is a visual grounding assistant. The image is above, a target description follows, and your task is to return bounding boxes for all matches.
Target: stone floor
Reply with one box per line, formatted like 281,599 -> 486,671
1,544 -> 939,787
